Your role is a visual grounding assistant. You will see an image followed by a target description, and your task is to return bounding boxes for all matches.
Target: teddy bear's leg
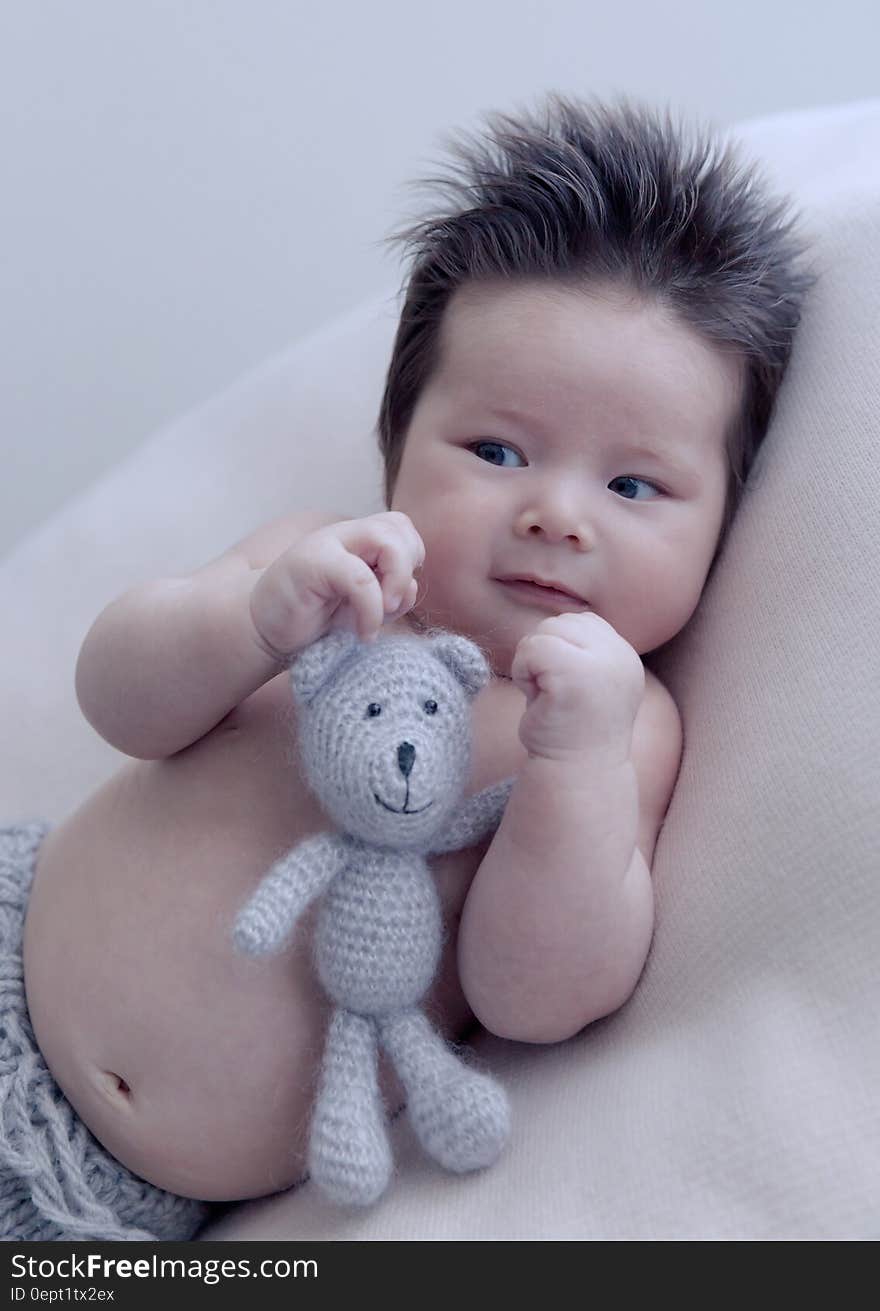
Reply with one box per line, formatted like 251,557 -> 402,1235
308,1007 -> 393,1206
378,1007 -> 510,1174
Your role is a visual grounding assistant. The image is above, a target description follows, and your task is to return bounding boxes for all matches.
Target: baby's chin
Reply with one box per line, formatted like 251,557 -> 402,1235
398,598 -> 662,667
398,603 -> 522,681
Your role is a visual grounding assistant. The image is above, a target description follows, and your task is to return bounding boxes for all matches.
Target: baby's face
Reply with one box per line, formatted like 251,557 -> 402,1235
390,280 -> 741,675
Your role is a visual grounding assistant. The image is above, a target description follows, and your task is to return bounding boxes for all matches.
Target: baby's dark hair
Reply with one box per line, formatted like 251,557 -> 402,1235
376,92 -> 815,551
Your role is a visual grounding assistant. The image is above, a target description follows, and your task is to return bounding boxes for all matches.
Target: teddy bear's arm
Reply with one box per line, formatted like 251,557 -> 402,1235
232,832 -> 345,957
427,778 -> 515,855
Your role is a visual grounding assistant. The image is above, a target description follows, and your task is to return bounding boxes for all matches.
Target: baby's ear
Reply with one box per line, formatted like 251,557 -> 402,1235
290,631 -> 360,705
428,631 -> 491,697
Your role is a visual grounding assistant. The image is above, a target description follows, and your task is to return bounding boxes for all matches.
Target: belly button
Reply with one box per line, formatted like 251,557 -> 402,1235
100,1070 -> 132,1102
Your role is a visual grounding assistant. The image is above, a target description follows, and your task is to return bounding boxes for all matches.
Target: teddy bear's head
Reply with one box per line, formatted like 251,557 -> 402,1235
288,628 -> 490,849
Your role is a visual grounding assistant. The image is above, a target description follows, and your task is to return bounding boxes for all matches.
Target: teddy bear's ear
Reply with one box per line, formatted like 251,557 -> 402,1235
428,632 -> 491,697
289,630 -> 360,705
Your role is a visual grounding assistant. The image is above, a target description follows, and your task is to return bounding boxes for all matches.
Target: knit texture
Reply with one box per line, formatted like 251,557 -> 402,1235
234,629 -> 514,1206
378,1009 -> 510,1172
292,627 -> 491,851
0,822 -> 211,1242
308,1009 -> 393,1206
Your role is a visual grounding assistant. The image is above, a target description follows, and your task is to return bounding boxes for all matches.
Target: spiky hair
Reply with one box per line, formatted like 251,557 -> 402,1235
376,92 -> 815,548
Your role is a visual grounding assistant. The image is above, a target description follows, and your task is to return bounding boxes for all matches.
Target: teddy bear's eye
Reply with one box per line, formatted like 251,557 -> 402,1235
366,703 -> 382,718
423,699 -> 438,715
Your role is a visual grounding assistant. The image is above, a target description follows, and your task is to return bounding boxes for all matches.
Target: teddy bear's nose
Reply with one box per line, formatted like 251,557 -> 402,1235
397,741 -> 415,779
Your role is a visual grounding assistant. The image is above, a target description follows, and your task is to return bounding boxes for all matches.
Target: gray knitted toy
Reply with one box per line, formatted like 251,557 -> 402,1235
232,627 -> 514,1207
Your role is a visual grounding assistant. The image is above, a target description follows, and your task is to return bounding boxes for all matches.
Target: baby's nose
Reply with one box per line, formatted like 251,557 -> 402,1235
397,741 -> 415,778
516,506 -> 594,549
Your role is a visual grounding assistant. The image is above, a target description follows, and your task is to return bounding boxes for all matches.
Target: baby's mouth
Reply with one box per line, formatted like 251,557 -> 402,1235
496,578 -> 590,609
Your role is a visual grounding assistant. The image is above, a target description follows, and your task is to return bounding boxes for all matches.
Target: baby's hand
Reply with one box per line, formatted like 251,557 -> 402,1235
511,613 -> 645,762
249,511 -> 425,659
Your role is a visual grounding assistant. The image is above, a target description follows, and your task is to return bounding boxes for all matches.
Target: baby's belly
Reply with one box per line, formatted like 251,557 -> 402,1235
22,673 -> 504,1201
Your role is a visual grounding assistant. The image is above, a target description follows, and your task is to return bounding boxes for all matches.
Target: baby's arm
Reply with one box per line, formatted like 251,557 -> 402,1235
457,614 -> 677,1045
75,509 -> 423,760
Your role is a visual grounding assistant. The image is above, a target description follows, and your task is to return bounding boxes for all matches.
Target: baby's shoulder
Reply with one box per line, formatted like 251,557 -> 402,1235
632,667 -> 683,861
201,508 -> 343,574
643,664 -> 672,699
637,665 -> 681,748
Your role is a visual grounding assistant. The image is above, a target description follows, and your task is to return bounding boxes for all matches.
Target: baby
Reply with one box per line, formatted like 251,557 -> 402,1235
5,94 -> 812,1240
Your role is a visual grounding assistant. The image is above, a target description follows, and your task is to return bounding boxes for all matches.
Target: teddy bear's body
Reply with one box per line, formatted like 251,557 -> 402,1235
317,837 -> 441,1014
233,628 -> 514,1206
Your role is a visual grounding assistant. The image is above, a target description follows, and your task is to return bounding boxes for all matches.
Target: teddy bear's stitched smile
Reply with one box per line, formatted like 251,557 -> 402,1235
373,791 -> 434,815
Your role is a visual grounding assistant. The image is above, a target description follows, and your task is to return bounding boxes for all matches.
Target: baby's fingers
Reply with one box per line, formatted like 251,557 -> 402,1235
321,545 -> 386,641
336,514 -> 423,616
510,632 -> 556,701
388,577 -> 419,618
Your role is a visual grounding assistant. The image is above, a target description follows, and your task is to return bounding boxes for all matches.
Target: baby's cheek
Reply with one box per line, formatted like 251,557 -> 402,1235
419,527 -> 476,614
612,544 -> 704,654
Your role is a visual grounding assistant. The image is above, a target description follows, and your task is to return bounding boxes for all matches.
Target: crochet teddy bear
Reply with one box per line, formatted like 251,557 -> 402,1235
232,626 -> 514,1207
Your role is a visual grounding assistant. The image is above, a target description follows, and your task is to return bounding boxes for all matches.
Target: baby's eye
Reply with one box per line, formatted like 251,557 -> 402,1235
366,703 -> 382,718
423,699 -> 438,715
469,441 -> 525,468
609,475 -> 663,501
